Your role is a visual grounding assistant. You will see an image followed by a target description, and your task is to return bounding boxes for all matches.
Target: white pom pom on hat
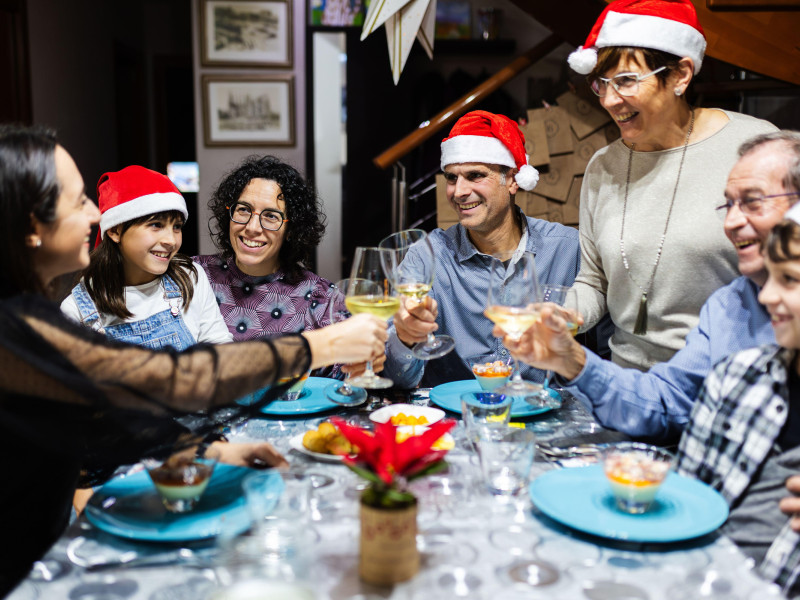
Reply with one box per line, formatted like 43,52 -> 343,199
567,47 -> 599,75
440,110 -> 539,191
568,0 -> 707,75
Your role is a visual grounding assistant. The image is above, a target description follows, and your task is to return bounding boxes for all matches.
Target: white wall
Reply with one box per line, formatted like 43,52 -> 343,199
191,0 -> 308,255
312,33 -> 346,282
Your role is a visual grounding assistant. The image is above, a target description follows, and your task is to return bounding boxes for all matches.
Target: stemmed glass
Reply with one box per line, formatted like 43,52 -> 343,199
528,284 -> 578,407
379,229 -> 455,360
485,251 -> 542,395
346,247 -> 400,389
324,279 -> 368,406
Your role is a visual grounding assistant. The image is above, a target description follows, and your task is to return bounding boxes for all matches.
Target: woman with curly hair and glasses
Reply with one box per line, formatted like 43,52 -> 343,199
195,155 -> 352,377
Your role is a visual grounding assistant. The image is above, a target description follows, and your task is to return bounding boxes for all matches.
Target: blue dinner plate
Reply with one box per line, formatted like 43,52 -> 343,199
85,464 -> 269,542
429,380 -> 555,418
237,376 -> 342,416
529,465 -> 729,542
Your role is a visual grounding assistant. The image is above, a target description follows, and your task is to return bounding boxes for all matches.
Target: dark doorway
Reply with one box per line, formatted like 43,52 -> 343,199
0,0 -> 32,123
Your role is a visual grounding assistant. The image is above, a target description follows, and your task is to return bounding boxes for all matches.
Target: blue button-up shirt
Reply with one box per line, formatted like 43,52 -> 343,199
383,211 -> 581,388
564,276 -> 775,442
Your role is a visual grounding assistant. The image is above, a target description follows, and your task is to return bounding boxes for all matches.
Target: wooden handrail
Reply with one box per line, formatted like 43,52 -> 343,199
373,33 -> 563,170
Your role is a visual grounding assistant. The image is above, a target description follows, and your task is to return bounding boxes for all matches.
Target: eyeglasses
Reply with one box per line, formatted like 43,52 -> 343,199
227,203 -> 288,231
589,67 -> 667,97
714,192 -> 800,217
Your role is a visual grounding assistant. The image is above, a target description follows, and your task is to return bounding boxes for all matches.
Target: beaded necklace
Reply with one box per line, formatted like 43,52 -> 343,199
619,107 -> 695,335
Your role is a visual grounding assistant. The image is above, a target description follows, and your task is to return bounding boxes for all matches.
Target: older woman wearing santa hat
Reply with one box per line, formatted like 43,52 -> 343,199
566,0 -> 776,372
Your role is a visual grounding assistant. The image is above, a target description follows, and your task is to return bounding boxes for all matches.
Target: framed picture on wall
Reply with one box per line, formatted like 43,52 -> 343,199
202,75 -> 295,146
200,0 -> 292,67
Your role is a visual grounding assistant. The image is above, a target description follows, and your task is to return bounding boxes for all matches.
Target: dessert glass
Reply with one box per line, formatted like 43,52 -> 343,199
471,360 -> 513,392
603,442 -> 673,514
144,446 -> 220,513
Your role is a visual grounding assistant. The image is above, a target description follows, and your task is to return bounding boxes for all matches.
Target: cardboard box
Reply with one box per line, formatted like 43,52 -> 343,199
571,127 -> 613,175
517,189 -> 548,216
563,175 -> 583,225
527,106 -> 573,156
531,154 -> 573,203
435,174 -> 458,222
519,119 -> 550,167
556,90 -> 612,140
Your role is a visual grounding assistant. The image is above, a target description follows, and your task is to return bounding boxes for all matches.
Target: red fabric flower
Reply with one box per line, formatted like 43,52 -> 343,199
331,417 -> 456,486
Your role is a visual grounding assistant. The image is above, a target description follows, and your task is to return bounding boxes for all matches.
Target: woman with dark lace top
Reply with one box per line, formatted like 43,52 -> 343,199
0,125 -> 387,596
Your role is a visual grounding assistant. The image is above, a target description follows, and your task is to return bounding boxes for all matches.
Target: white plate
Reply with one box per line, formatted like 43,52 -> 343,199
288,432 -> 348,463
369,403 -> 445,425
396,426 -> 456,451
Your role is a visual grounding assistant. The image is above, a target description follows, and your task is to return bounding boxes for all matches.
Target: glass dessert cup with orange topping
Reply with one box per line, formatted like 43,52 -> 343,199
471,360 -> 513,392
603,443 -> 673,514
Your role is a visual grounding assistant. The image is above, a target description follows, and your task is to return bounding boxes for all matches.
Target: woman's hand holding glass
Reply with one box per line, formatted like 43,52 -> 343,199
379,229 -> 455,360
302,312 -> 387,371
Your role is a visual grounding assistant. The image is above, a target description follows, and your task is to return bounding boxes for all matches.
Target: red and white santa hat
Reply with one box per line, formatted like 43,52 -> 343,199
97,165 -> 188,240
440,110 -> 539,191
567,0 -> 706,75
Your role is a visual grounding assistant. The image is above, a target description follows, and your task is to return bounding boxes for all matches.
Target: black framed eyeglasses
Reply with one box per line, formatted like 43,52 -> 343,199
714,192 -> 800,217
588,66 -> 667,97
227,203 -> 288,231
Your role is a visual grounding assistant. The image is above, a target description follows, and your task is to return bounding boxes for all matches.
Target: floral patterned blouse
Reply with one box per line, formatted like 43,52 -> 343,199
194,254 -> 343,378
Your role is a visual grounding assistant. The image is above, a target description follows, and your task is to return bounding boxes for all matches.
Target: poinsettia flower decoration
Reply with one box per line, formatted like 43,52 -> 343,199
330,417 -> 456,507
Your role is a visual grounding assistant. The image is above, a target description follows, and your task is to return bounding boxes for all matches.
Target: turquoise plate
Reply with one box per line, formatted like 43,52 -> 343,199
429,380 -> 555,418
237,377 -> 342,416
529,465 -> 729,543
85,464 -> 267,542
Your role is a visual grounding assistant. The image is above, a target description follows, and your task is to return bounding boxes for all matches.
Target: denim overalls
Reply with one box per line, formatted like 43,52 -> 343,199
70,275 -> 196,351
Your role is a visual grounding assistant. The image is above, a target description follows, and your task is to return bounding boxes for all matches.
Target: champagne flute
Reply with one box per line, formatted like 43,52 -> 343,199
346,247 -> 400,389
485,251 -> 542,395
324,280 -> 368,406
379,229 -> 455,360
527,284 -> 578,407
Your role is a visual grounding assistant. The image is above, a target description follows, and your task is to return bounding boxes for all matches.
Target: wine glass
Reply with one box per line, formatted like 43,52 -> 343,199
346,247 -> 399,389
526,284 -> 578,408
324,279 -> 368,406
379,229 -> 455,360
485,251 -> 542,395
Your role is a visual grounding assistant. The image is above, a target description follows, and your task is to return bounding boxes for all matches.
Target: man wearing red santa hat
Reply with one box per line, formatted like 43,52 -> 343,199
382,110 -> 581,389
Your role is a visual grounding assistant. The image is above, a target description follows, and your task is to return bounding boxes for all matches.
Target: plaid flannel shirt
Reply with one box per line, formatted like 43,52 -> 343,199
676,343 -> 800,592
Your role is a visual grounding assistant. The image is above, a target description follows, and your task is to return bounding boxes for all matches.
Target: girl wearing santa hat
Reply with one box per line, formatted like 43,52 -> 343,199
565,0 -> 776,372
61,165 -> 232,349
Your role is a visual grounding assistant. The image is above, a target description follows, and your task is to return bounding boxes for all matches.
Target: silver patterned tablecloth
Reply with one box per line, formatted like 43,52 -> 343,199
8,394 -> 785,600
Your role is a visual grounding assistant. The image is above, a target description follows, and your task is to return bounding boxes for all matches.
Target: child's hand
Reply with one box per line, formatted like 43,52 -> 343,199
211,441 -> 289,469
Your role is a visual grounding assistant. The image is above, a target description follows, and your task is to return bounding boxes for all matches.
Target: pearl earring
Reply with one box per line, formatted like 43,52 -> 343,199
674,88 -> 682,96
35,239 -> 42,248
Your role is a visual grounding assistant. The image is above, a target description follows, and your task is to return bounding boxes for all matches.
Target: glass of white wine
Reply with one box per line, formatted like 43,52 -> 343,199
527,284 -> 579,407
346,247 -> 400,389
324,279 -> 368,406
379,229 -> 455,360
485,251 -> 542,395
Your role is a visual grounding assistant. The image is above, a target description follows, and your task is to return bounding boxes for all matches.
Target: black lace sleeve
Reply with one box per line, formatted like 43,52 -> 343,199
0,294 -> 311,466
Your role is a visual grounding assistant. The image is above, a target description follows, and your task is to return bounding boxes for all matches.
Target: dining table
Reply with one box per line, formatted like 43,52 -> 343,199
7,384 -> 785,600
